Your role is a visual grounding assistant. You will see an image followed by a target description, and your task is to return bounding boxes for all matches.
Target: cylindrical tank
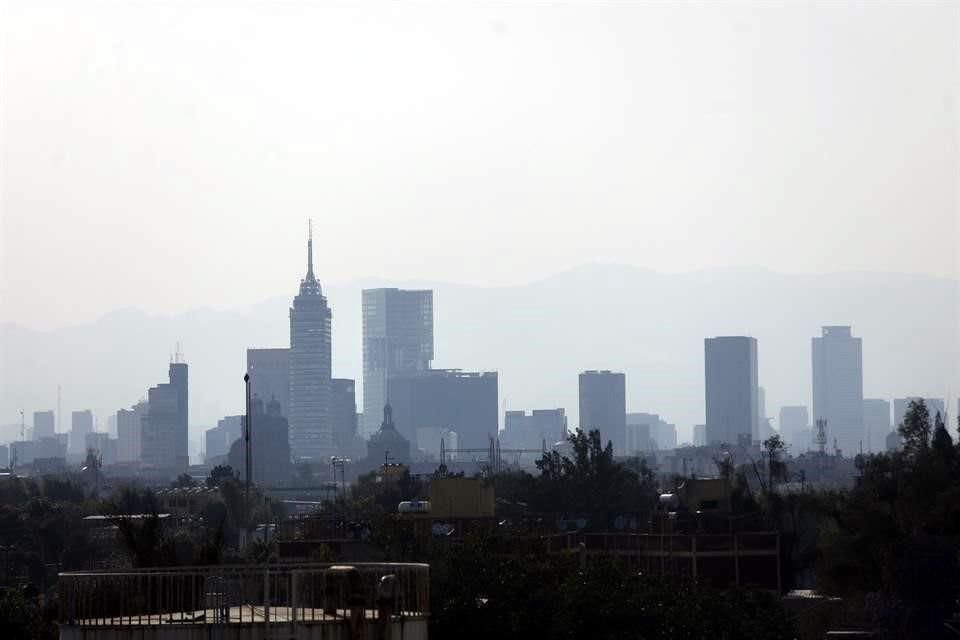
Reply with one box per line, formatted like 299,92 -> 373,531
397,500 -> 431,513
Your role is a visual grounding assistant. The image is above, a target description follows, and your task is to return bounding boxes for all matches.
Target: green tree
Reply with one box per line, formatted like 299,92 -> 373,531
532,429 -> 657,526
172,473 -> 197,489
206,465 -> 236,488
897,398 -> 931,455
0,587 -> 56,640
763,433 -> 787,492
810,399 -> 960,638
931,411 -> 954,462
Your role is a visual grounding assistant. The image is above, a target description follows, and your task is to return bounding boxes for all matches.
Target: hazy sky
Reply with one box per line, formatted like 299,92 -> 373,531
1,2 -> 957,329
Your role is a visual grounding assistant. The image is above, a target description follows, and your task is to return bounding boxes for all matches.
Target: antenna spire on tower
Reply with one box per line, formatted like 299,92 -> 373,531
307,219 -> 314,278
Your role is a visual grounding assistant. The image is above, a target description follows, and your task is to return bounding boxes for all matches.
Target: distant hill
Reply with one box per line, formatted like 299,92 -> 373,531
2,264 -> 957,445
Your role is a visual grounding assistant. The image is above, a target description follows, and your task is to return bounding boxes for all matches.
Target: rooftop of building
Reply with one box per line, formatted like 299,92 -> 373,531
393,368 -> 496,378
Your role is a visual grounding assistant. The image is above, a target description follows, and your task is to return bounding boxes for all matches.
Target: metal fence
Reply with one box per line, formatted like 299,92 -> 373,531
58,562 -> 429,628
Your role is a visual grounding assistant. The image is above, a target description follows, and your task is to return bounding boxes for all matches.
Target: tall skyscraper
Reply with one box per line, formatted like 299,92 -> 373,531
361,288 -> 434,438
33,410 -> 55,440
227,396 -> 292,486
70,410 -> 94,455
863,399 -> 891,454
288,223 -> 333,462
704,337 -> 759,447
141,360 -> 189,474
247,348 -> 290,417
205,415 -> 243,463
332,378 -> 360,458
693,424 -> 707,447
812,326 -> 863,457
626,412 -> 676,452
502,409 -> 568,450
578,370 -> 626,452
116,400 -> 148,463
389,369 -> 497,450
779,405 -> 810,454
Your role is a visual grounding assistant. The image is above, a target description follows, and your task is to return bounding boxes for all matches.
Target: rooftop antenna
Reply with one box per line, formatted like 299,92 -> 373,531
306,219 -> 314,278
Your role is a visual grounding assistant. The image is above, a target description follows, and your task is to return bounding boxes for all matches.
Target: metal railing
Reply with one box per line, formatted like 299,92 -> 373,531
59,562 -> 429,628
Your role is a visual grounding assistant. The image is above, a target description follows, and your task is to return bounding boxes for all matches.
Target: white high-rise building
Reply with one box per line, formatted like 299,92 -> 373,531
812,326 -> 863,458
288,224 -> 333,462
70,410 -> 94,456
704,337 -> 759,447
361,288 -> 433,438
33,410 -> 55,440
693,424 -> 707,447
116,400 -> 148,463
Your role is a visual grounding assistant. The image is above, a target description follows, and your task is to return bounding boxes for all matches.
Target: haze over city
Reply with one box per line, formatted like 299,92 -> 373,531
2,2 -> 958,448
1,3 -> 960,639
2,3 -> 957,325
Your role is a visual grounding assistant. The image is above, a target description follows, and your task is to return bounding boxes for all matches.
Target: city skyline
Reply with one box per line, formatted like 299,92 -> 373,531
0,4 -> 956,635
2,262 -> 957,449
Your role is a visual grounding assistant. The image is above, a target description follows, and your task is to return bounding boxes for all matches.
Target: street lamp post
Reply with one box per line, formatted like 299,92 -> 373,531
243,373 -> 252,541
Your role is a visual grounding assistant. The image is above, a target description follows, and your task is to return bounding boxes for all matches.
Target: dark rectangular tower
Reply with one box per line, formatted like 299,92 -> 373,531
812,326 -> 863,457
578,370 -> 626,452
704,337 -> 758,447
